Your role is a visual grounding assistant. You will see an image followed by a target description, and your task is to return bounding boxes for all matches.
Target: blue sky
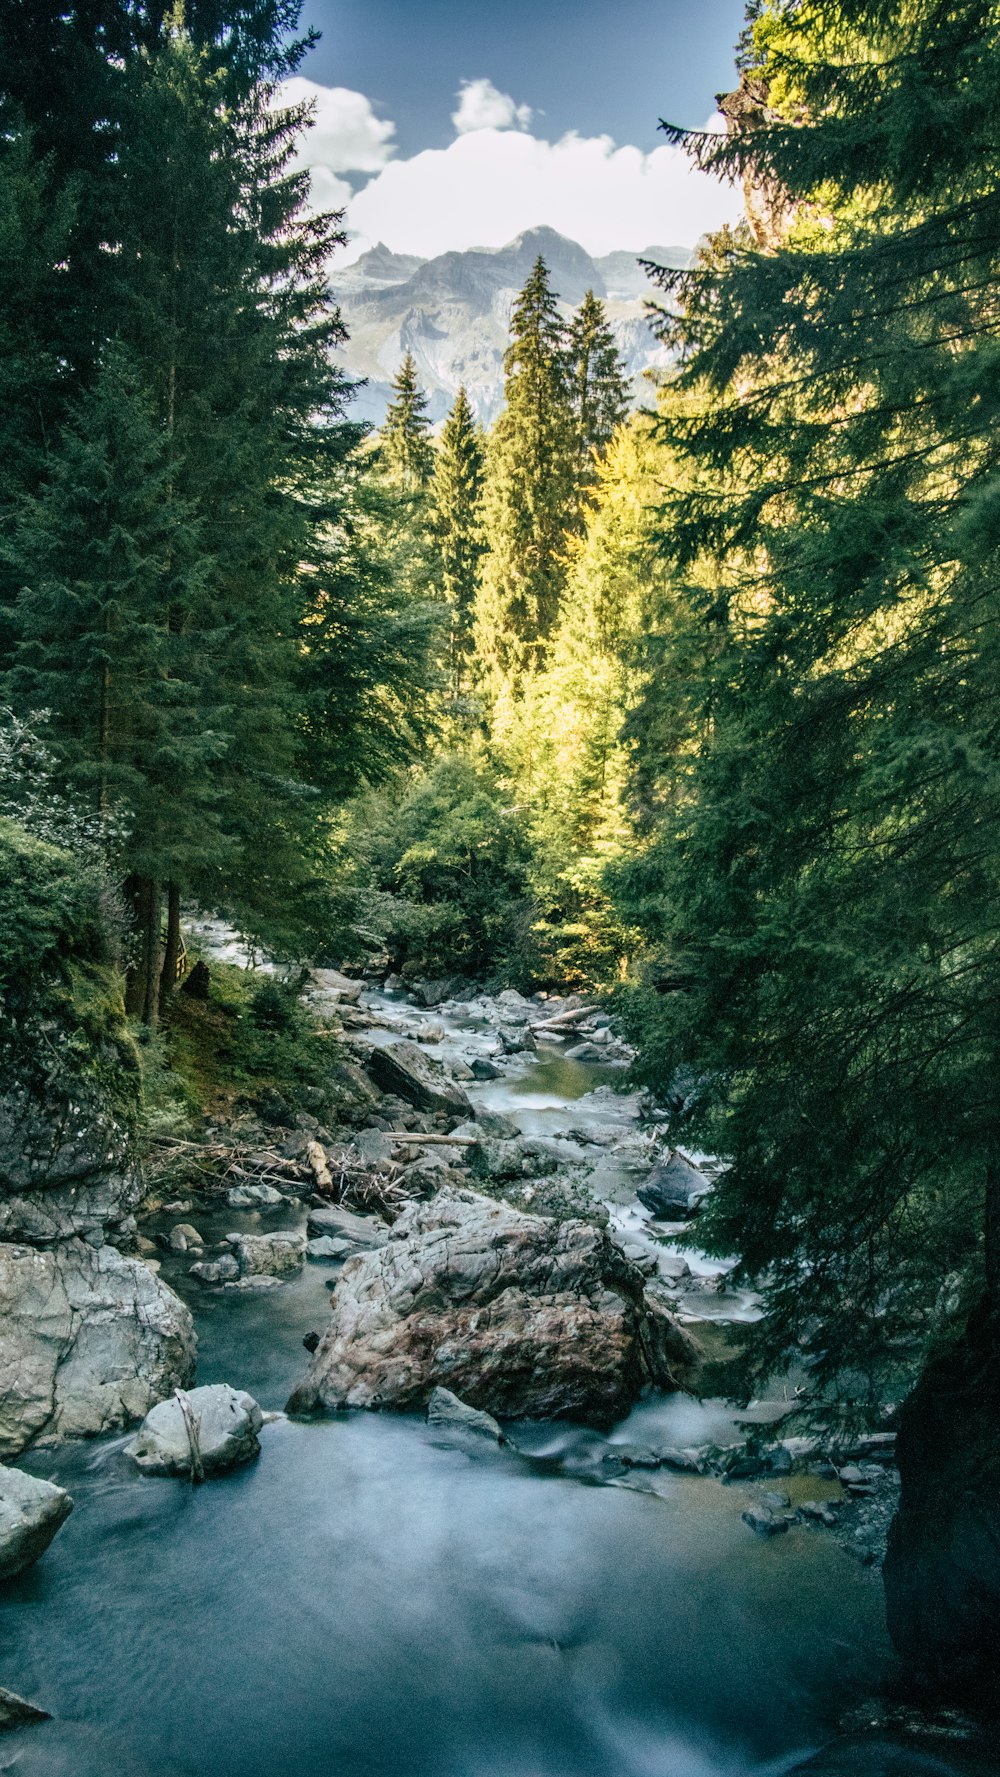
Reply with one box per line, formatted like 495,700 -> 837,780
286,0 -> 748,261
300,0 -> 747,158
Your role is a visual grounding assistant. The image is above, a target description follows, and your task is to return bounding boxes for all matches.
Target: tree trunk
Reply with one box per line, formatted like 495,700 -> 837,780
124,874 -> 163,1027
160,881 -> 182,1001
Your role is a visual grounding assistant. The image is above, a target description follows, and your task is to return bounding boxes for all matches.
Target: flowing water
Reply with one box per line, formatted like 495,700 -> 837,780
0,984 -> 901,1777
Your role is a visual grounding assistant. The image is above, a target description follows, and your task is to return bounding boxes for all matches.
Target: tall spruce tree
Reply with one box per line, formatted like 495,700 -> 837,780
567,290 -> 630,478
3,4 -> 362,1020
617,0 -> 1000,1461
430,385 -> 486,695
380,351 -> 433,489
474,256 -> 577,702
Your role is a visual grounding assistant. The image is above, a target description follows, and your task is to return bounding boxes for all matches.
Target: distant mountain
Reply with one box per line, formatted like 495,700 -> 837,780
333,226 -> 691,428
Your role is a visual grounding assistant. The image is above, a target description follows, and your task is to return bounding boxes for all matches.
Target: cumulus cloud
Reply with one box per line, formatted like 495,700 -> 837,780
279,78 -> 395,210
344,121 -> 741,261
452,77 -> 532,134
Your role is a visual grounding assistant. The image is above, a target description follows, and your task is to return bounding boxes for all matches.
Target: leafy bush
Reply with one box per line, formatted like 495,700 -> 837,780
353,757 -> 540,985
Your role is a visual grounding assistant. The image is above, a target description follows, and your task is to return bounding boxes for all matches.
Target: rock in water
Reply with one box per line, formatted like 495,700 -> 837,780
883,1302 -> 1000,1706
636,1149 -> 712,1218
0,1685 -> 51,1730
126,1384 -> 264,1478
305,1205 -> 388,1250
367,1041 -> 472,1116
427,1387 -> 507,1445
287,1187 -> 700,1428
225,1231 -> 306,1278
0,1465 -> 73,1578
0,1240 -> 196,1460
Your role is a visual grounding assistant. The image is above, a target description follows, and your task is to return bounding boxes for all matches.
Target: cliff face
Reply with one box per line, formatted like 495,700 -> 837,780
334,226 -> 690,426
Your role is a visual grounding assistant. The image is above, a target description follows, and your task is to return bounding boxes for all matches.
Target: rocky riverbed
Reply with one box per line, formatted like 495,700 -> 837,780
0,958 -> 992,1776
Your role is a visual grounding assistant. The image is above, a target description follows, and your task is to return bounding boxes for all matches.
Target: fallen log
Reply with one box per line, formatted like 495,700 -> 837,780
529,1005 -> 598,1034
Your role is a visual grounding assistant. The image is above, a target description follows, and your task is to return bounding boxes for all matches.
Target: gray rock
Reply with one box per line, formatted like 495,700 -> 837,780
305,1205 -> 388,1250
799,1499 -> 840,1527
0,1684 -> 51,1729
426,1386 -> 507,1444
0,1239 -> 196,1460
470,1138 -> 559,1182
306,1235 -> 353,1261
0,1076 -> 142,1245
309,968 -> 364,1004
0,1464 -> 73,1578
412,977 -> 465,1008
168,1223 -> 203,1252
225,1183 -> 284,1208
603,1444 -> 660,1469
564,1042 -> 606,1062
223,1274 -> 284,1291
470,1058 -> 501,1081
225,1231 -> 305,1278
351,1128 -> 395,1170
471,1109 -> 521,1141
636,1150 -> 713,1219
126,1384 -> 263,1478
760,1488 -> 792,1511
367,1041 -> 472,1116
188,1254 -> 240,1286
742,1506 -> 791,1536
657,1253 -> 692,1281
287,1187 -> 700,1428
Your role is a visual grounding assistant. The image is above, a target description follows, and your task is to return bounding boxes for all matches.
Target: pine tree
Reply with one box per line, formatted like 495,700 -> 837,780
380,351 -> 434,490
567,290 -> 630,479
430,385 -> 486,695
617,0 -> 1000,1439
3,4 -> 363,1019
474,256 -> 577,701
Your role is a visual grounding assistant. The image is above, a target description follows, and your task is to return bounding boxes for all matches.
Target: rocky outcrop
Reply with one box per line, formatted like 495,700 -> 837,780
126,1385 -> 263,1478
0,1076 -> 142,1245
883,1303 -> 1000,1708
0,1465 -> 73,1578
367,1041 -> 472,1116
0,1240 -> 196,1459
287,1188 -> 700,1428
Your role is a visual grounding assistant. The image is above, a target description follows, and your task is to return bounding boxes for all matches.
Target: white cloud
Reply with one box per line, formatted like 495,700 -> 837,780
343,120 -> 741,261
280,79 -> 395,210
452,78 -> 532,134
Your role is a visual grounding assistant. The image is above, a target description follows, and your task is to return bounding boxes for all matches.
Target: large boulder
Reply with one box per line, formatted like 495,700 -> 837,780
0,1464 -> 73,1578
126,1384 -> 263,1478
305,1205 -> 388,1250
367,1041 -> 472,1116
636,1149 -> 712,1219
0,1239 -> 196,1459
883,1302 -> 1000,1708
287,1188 -> 700,1428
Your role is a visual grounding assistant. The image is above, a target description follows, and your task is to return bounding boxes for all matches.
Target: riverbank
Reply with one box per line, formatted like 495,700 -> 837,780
0,956 -> 991,1776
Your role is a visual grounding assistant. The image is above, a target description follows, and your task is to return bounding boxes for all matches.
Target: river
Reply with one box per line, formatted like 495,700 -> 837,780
0,982 -> 898,1777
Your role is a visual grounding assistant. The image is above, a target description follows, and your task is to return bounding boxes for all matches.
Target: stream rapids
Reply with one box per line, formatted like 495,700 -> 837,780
0,977 -> 897,1777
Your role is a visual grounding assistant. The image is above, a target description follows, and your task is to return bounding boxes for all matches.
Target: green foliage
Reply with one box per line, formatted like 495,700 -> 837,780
351,758 -> 539,984
616,0 -> 1000,1413
380,351 -> 434,490
474,256 -> 579,700
567,290 -> 630,483
431,385 -> 486,697
0,815 -> 139,1124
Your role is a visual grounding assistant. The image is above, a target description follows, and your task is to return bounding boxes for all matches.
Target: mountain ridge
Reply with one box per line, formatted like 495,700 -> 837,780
334,226 -> 691,427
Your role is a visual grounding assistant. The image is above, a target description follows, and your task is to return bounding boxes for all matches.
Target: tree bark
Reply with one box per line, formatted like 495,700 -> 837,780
985,1159 -> 1000,1327
124,874 -> 163,1027
160,881 -> 182,1000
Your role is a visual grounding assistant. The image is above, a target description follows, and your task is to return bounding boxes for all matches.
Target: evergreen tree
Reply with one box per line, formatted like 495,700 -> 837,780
617,0 -> 1000,1436
3,4 -> 362,1019
380,351 -> 433,489
474,256 -> 577,702
430,385 -> 486,695
567,290 -> 630,478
